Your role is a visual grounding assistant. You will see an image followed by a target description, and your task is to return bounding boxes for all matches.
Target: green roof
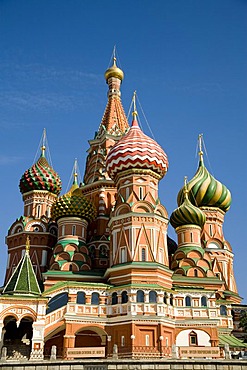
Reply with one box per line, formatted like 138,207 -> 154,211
219,335 -> 246,348
3,249 -> 41,296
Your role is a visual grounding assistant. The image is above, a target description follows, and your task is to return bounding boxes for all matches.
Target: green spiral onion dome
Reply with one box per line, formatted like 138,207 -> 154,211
170,185 -> 206,229
19,147 -> 62,195
51,180 -> 96,222
177,153 -> 232,212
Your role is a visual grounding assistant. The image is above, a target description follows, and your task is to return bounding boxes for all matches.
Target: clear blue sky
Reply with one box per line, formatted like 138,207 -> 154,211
0,0 -> 246,302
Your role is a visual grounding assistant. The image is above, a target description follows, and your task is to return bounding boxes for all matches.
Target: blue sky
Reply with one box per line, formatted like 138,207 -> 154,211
0,0 -> 246,301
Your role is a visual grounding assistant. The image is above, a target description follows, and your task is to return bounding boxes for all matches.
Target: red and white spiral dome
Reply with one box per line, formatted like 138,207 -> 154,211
106,114 -> 169,180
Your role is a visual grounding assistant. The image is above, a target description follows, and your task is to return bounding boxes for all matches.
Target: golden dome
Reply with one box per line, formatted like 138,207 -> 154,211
104,57 -> 124,81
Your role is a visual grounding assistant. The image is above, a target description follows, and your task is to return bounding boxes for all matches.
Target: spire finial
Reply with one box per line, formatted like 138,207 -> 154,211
113,45 -> 117,65
198,133 -> 204,164
41,128 -> 46,157
184,176 -> 189,198
73,158 -> 78,185
26,236 -> 30,255
132,91 -> 138,117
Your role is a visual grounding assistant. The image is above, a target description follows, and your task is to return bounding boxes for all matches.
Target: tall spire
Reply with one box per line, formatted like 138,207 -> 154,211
131,91 -> 139,127
3,237 -> 41,296
41,128 -> 46,157
94,48 -> 129,140
198,133 -> 204,165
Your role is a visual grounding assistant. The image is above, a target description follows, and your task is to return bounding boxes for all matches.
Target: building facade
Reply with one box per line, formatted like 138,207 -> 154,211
0,56 -> 245,361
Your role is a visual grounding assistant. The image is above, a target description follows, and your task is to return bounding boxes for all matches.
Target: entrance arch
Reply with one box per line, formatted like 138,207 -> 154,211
3,315 -> 33,359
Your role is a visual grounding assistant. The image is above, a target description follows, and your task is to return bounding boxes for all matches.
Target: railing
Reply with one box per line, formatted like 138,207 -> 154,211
109,345 -> 172,358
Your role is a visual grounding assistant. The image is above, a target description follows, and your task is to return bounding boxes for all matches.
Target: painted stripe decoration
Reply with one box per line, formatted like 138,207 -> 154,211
106,122 -> 168,179
177,161 -> 231,212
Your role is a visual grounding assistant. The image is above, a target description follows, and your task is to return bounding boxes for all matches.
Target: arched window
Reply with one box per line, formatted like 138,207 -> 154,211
36,204 -> 41,218
220,305 -> 227,316
46,292 -> 69,314
141,248 -> 146,262
201,296 -> 207,307
189,331 -> 198,346
149,291 -> 157,303
185,296 -> 192,307
77,292 -> 86,304
194,269 -> 198,277
112,292 -> 118,305
91,292 -> 99,305
164,292 -> 168,304
170,294 -> 174,306
137,290 -> 145,303
121,291 -> 128,304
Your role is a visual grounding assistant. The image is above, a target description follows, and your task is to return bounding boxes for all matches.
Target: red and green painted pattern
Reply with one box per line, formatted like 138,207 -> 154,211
106,117 -> 168,180
19,155 -> 62,195
170,195 -> 206,229
177,159 -> 231,212
51,187 -> 96,222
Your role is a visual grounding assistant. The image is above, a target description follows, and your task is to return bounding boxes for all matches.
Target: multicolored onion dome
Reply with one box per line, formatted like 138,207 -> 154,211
106,113 -> 168,180
170,184 -> 206,229
19,146 -> 62,195
105,57 -> 124,81
177,153 -> 231,212
51,180 -> 96,222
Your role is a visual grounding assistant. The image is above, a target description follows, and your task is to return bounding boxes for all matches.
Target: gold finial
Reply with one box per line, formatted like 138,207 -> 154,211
184,176 -> 189,198
41,128 -> 46,157
198,133 -> 204,162
104,47 -> 124,82
26,236 -> 30,254
73,158 -> 78,185
132,91 -> 138,117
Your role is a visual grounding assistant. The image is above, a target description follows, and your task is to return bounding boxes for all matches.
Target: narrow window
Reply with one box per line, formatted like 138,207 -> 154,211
164,292 -> 168,304
185,296 -> 192,307
189,331 -> 198,346
220,305 -> 227,316
121,291 -> 128,304
137,290 -> 145,303
46,207 -> 51,218
121,336 -> 125,347
126,187 -> 130,200
77,292 -> 86,304
145,334 -> 150,346
139,187 -> 143,200
201,296 -> 207,307
91,292 -> 99,305
120,247 -> 126,263
82,227 -> 85,238
27,205 -> 31,216
41,250 -> 47,266
72,225 -> 76,236
170,294 -> 174,306
36,204 -> 41,218
112,292 -> 118,305
190,232 -> 193,242
194,269 -> 198,277
62,225 -> 65,236
141,248 -> 146,261
149,291 -> 157,303
209,224 -> 213,237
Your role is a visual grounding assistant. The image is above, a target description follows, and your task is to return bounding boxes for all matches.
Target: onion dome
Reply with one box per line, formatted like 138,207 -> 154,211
19,145 -> 61,195
106,96 -> 168,180
177,137 -> 231,212
170,177 -> 206,229
105,57 -> 124,82
51,167 -> 96,222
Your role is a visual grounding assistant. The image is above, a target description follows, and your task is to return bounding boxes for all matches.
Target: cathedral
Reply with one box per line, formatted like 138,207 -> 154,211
0,55 -> 245,361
